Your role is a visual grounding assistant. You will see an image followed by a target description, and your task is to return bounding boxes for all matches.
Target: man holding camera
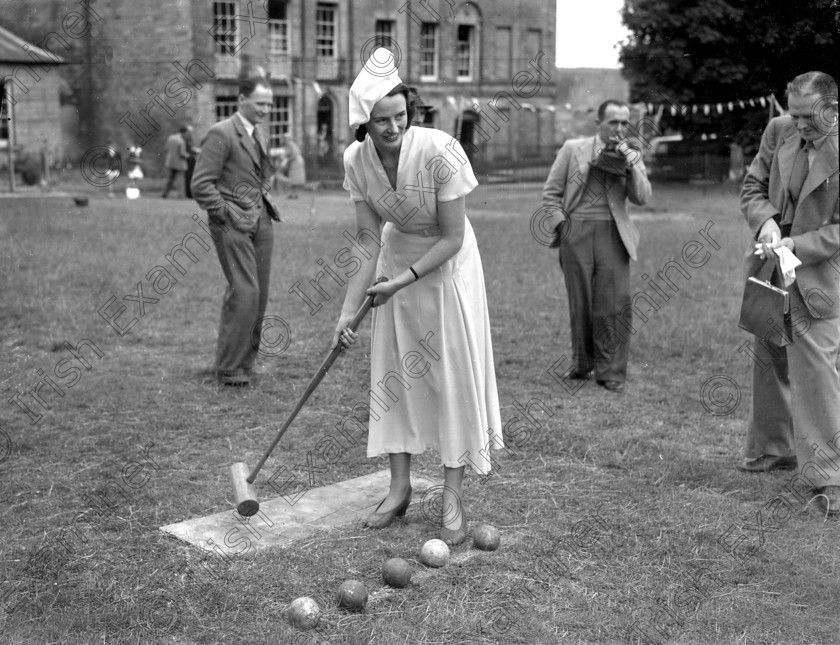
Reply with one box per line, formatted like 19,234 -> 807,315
542,100 -> 651,393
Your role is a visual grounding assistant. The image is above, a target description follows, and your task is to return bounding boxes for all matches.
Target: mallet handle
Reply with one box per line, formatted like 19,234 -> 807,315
246,283 -> 383,483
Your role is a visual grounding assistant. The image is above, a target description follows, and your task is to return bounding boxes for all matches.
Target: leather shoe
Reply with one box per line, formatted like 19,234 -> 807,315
563,368 -> 592,380
597,380 -> 624,393
813,486 -> 840,516
364,487 -> 412,529
737,455 -> 797,473
218,373 -> 250,387
440,508 -> 468,546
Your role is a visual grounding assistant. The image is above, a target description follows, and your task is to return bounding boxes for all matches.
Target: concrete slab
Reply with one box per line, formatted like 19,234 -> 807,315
160,471 -> 438,555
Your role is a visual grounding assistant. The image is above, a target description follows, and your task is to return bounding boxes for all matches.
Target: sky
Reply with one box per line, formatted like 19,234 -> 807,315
555,0 -> 630,69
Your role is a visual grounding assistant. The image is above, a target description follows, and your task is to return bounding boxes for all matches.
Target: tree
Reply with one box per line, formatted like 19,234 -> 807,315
619,0 -> 839,150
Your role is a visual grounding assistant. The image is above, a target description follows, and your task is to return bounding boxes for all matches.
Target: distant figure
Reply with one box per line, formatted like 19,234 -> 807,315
280,135 -> 306,199
126,144 -> 144,184
183,126 -> 199,199
126,144 -> 144,199
161,126 -> 189,198
318,123 -> 330,159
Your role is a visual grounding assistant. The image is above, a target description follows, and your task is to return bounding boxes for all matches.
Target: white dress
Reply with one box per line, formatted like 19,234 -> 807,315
343,127 -> 502,474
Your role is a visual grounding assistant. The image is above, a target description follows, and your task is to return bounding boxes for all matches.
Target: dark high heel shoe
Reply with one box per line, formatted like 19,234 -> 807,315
363,486 -> 412,529
440,508 -> 468,546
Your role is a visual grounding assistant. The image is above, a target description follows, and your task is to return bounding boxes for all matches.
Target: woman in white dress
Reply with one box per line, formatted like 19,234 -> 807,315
334,49 -> 501,545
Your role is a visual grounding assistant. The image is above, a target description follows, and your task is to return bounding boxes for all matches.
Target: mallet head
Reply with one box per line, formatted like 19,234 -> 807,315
230,461 -> 259,517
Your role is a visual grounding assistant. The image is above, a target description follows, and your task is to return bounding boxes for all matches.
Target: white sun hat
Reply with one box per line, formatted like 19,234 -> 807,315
348,48 -> 403,128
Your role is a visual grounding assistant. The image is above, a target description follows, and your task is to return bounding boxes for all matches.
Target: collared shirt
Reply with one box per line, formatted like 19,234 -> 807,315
236,111 -> 255,138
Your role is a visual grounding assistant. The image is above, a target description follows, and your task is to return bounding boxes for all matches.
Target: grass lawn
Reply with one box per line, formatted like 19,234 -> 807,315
1,180 -> 838,644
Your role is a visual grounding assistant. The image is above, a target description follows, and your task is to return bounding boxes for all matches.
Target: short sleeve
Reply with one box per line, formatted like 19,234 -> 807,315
342,145 -> 366,202
435,136 -> 478,203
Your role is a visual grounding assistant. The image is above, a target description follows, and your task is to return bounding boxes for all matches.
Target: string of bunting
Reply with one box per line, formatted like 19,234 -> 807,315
643,94 -> 784,116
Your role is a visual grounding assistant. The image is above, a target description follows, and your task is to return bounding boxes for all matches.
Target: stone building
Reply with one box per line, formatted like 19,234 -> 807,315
0,24 -> 68,180
2,0 -> 557,178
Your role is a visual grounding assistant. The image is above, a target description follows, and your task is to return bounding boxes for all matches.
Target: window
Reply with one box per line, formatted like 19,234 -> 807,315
375,19 -> 395,51
269,96 -> 291,152
525,28 -> 542,58
419,23 -> 438,80
212,1 -> 238,55
215,96 -> 239,121
495,27 -> 512,79
267,0 -> 289,56
456,25 -> 475,80
316,3 -> 337,61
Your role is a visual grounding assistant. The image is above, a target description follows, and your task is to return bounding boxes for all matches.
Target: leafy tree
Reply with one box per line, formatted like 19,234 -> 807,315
619,0 -> 839,151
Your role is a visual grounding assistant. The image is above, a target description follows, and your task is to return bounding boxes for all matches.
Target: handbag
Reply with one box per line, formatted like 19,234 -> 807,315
738,253 -> 792,346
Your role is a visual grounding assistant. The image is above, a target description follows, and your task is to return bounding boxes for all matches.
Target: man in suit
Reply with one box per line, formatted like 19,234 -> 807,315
161,126 -> 189,198
191,72 -> 281,386
738,71 -> 840,515
542,100 -> 652,393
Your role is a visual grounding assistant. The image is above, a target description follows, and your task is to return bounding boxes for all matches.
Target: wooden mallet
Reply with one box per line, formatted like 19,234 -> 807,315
230,282 -> 383,517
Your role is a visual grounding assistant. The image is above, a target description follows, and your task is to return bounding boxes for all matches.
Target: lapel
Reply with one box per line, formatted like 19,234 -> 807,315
573,137 -> 594,177
232,113 -> 262,168
568,137 -> 595,210
800,133 -> 839,201
777,126 -> 800,194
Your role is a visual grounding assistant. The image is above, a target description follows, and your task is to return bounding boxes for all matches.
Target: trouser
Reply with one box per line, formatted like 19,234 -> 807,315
744,309 -> 840,487
558,218 -> 631,383
162,169 -> 184,198
209,209 -> 274,375
185,159 -> 195,198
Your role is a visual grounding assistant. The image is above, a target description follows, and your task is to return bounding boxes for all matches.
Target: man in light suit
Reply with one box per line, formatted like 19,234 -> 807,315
542,100 -> 652,393
738,71 -> 840,515
192,72 -> 281,386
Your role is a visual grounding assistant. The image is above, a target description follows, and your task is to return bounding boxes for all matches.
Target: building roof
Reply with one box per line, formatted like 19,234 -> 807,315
0,24 -> 65,64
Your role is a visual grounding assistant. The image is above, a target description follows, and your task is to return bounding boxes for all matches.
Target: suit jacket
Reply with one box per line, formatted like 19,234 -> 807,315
741,116 -> 839,319
164,133 -> 188,171
542,136 -> 651,261
191,114 -> 282,227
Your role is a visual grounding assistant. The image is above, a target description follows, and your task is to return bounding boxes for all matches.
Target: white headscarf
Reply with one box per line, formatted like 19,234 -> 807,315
348,48 -> 403,128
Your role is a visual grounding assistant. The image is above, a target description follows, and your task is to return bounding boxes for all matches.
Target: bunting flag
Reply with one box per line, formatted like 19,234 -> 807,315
641,93 -> 777,117
437,92 -> 782,118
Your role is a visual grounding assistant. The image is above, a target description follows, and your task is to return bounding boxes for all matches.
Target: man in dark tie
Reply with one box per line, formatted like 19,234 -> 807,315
738,71 -> 840,515
191,71 -> 282,386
